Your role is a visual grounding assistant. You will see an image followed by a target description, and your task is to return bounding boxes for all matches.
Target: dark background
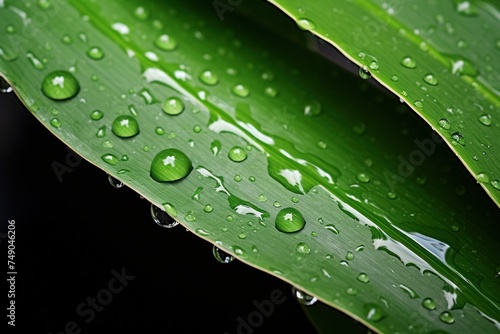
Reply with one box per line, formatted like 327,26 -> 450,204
0,90 -> 322,333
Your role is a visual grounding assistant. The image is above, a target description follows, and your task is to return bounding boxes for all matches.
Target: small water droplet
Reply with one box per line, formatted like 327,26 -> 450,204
232,84 -> 250,97
391,75 -> 399,81
292,287 -> 317,306
346,251 -> 354,260
249,176 -> 256,182
204,204 -> 214,213
478,114 -> 492,126
150,148 -> 193,182
232,246 -> 247,258
50,118 -> 61,128
273,201 -> 282,208
364,304 -> 385,322
475,172 -> 489,183
257,194 -> 267,202
357,273 -> 370,283
26,52 -> 45,70
112,115 -> 140,138
316,141 -> 327,149
41,70 -> 80,100
213,245 -> 234,263
151,203 -> 178,228
275,208 -> 305,233
491,180 -> 500,190
356,173 -> 370,183
228,146 -> 247,162
346,287 -> 358,296
291,196 -> 299,203
325,224 -> 339,234
369,61 -> 379,70
423,74 -> 438,86
439,311 -> 455,324
387,191 -> 397,199
359,67 -> 371,79
194,69 -> 218,85
304,100 -> 321,116
38,0 -> 51,10
413,100 -> 423,108
108,175 -> 124,188
401,57 -> 417,69
193,125 -> 202,133
162,96 -> 185,115
90,110 -> 104,120
438,118 -> 451,130
87,46 -> 104,60
355,245 -> 364,252
233,174 -> 242,182
264,86 -> 278,97
238,233 -> 246,239
101,153 -> 120,166
399,284 -> 419,299
296,242 -> 311,254
422,297 -> 436,310
134,6 -> 149,20
296,18 -> 316,31
451,132 -> 465,146
155,34 -> 177,51
185,211 -> 196,222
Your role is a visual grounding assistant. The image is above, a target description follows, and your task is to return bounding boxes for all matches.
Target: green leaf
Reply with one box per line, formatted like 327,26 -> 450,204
268,0 -> 500,205
0,0 -> 499,332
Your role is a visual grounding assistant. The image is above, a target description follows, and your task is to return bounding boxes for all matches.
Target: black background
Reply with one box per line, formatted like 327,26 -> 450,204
0,91 -> 321,333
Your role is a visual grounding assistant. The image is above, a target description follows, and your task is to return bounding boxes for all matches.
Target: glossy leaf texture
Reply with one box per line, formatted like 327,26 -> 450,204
268,0 -> 500,205
0,0 -> 499,332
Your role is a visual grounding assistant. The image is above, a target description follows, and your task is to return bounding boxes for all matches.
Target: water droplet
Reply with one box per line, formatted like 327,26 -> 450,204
364,304 -> 385,322
296,18 -> 316,31
304,100 -> 321,116
90,110 -> 104,120
291,196 -> 299,203
316,141 -> 327,149
108,175 -> 124,188
257,194 -> 267,202
213,245 -> 234,263
228,146 -> 247,162
296,242 -> 311,254
62,34 -> 72,44
234,174 -> 242,182
439,311 -> 455,324
491,180 -> 500,190
423,74 -> 438,86
232,84 -> 250,97
199,70 -> 219,85
134,6 -> 149,20
204,204 -> 214,213
249,176 -> 256,182
232,246 -> 247,258
391,75 -> 399,81
153,127 -> 165,136
155,34 -> 177,51
399,284 -> 419,299
150,148 -> 193,182
87,46 -> 104,60
273,201 -> 282,208
451,132 -> 465,146
355,245 -> 364,252
476,172 -> 490,183
101,153 -> 120,166
96,126 -> 106,138
238,233 -> 246,239
185,211 -> 196,222
359,67 -> 371,79
264,86 -> 278,97
478,114 -> 492,126
6,25 -> 15,34
413,100 -> 423,108
401,57 -> 417,69
357,273 -> 370,283
292,287 -> 317,306
346,287 -> 358,296
325,224 -> 339,234
50,118 -> 61,128
41,70 -> 80,100
193,125 -> 202,133
346,251 -> 354,260
369,61 -> 379,70
438,118 -> 451,130
387,191 -> 397,199
112,115 -> 140,138
0,77 -> 12,93
422,297 -> 436,310
210,140 -> 221,156
26,52 -> 44,70
356,173 -> 370,183
455,1 -> 477,16
275,208 -> 306,233
151,204 -> 178,228
162,97 -> 185,115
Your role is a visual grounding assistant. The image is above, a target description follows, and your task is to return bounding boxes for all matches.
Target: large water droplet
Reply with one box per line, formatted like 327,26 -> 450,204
439,311 -> 455,324
112,115 -> 140,138
296,242 -> 311,254
292,287 -> 317,306
356,173 -> 370,183
475,172 -> 490,183
151,203 -> 179,228
422,298 -> 436,310
213,245 -> 234,263
155,34 -> 177,51
228,146 -> 247,162
364,303 -> 385,322
275,208 -> 305,233
296,18 -> 316,31
162,96 -> 185,115
87,46 -> 104,60
199,70 -> 219,85
150,148 -> 193,182
401,57 -> 417,69
41,70 -> 80,100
